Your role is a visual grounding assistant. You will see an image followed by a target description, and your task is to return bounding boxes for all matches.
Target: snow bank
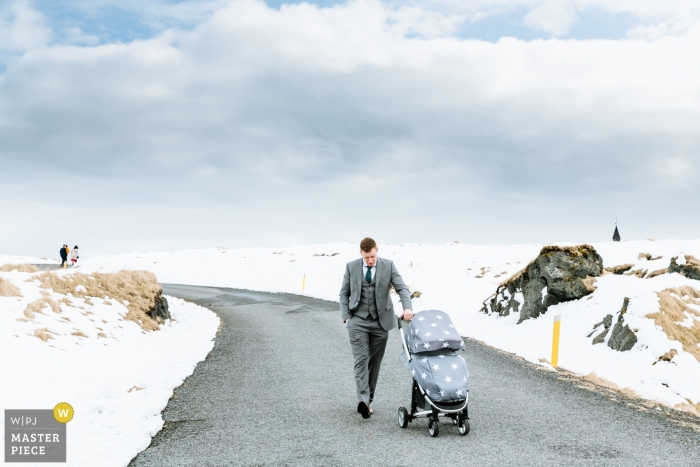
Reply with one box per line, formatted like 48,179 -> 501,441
78,239 -> 700,413
0,266 -> 219,467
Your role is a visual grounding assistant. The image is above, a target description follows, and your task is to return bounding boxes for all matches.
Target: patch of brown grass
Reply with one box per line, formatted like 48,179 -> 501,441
33,328 -> 56,342
71,330 -> 88,338
0,278 -> 21,297
540,244 -> 597,258
0,263 -> 39,273
604,264 -> 634,275
647,287 -> 700,363
647,268 -> 669,279
582,372 -> 641,400
23,298 -> 61,318
581,277 -> 598,293
657,349 -> 678,362
674,402 -> 700,417
34,270 -> 162,331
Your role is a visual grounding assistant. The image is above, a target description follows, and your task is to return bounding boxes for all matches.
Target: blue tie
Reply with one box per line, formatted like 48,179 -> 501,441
365,267 -> 372,283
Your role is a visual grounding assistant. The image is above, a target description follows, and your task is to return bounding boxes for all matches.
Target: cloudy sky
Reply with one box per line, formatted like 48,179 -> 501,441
1,0 -> 700,257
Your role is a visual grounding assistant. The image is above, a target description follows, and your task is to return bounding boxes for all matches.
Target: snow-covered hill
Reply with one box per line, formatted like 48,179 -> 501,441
0,263 -> 219,467
78,239 -> 700,414
3,238 -> 699,467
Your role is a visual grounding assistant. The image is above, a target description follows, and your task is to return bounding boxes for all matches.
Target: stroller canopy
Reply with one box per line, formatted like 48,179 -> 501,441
407,310 -> 464,353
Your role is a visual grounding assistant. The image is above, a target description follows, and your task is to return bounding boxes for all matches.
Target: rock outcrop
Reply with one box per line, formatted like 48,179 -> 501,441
608,298 -> 638,351
481,245 -> 604,323
589,313 -> 613,344
588,298 -> 638,351
148,293 -> 170,322
668,255 -> 700,281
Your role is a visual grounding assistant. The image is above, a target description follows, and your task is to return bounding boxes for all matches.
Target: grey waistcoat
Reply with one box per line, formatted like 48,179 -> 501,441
355,273 -> 377,320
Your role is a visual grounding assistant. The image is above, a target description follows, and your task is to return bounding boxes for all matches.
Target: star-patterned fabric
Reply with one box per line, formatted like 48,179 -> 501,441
399,310 -> 469,403
406,310 -> 465,354
400,349 -> 469,403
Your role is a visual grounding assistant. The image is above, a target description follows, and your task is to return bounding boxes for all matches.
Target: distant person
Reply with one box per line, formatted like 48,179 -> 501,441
339,237 -> 413,419
70,246 -> 79,267
59,244 -> 68,269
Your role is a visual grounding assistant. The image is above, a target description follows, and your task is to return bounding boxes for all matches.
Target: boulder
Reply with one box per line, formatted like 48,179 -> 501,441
589,313 -> 613,345
481,244 -> 604,323
608,298 -> 637,352
148,292 -> 170,322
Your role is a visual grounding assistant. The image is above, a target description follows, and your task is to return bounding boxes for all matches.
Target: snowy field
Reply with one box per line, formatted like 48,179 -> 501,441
76,239 -> 700,415
2,238 -> 700,466
0,262 -> 220,467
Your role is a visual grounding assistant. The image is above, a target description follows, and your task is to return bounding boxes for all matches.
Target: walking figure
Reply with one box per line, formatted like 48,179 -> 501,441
339,237 -> 414,419
59,244 -> 68,269
70,246 -> 79,267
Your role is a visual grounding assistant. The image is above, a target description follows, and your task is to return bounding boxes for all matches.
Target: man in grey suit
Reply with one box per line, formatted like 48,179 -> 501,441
340,237 -> 413,419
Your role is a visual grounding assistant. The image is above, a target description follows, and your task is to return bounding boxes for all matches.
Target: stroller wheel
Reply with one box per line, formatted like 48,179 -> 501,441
428,419 -> 439,437
398,407 -> 409,428
457,417 -> 470,436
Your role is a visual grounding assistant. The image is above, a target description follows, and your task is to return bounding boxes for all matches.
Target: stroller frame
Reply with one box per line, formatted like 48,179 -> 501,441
397,318 -> 470,437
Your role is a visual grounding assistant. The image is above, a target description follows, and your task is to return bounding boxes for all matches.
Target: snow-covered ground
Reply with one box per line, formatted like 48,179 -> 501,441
0,262 -> 219,467
76,239 -> 700,414
2,238 -> 700,466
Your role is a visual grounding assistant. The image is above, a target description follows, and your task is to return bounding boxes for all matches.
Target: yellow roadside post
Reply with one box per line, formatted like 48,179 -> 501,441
551,314 -> 561,367
301,274 -> 306,292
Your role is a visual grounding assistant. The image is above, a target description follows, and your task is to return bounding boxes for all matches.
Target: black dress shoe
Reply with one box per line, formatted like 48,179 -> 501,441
357,401 -> 371,419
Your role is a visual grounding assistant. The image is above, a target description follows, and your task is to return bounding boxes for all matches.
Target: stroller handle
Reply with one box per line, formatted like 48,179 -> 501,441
398,317 -> 412,362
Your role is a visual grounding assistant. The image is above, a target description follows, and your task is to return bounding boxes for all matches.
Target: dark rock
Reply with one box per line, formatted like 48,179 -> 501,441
668,255 -> 700,281
603,313 -> 613,329
148,292 -> 171,322
590,314 -> 613,344
592,329 -> 609,345
481,245 -> 603,323
609,322 -> 637,351
608,298 -> 637,352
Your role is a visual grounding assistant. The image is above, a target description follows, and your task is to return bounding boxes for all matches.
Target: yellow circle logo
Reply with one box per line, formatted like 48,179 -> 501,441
53,402 -> 74,423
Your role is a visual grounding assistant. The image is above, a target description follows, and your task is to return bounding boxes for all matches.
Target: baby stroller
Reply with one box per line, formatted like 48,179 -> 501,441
397,310 -> 470,437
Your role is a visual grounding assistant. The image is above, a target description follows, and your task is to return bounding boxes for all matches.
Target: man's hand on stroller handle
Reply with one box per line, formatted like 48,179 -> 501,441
402,309 -> 413,320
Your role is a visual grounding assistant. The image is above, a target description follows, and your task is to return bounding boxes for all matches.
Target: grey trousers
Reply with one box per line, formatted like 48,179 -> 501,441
346,315 -> 389,404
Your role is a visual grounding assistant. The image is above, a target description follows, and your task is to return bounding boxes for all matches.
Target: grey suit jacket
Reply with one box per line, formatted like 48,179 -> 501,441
339,257 -> 413,331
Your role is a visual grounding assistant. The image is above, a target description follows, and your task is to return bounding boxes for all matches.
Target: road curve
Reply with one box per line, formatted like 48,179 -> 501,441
128,285 -> 699,467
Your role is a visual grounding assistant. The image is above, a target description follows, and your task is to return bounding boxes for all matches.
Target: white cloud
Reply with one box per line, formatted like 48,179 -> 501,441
0,0 -> 50,51
2,0 -> 700,255
522,1 -> 576,36
396,0 -> 700,38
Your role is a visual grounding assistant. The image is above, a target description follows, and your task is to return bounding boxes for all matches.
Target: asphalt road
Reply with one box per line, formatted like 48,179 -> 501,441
128,285 -> 699,467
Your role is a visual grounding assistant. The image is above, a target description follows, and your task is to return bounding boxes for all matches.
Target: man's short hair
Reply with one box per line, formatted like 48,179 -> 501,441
360,237 -> 377,252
